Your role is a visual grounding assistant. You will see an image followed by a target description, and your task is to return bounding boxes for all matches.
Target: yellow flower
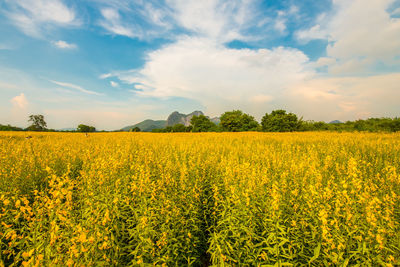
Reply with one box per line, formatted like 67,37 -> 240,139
78,232 -> 87,243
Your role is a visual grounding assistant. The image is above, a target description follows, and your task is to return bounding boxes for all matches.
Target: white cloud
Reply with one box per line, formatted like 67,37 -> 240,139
314,57 -> 337,68
273,5 -> 299,35
99,8 -> 136,38
99,73 -> 112,79
94,1 -> 174,39
287,73 -> 400,121
295,24 -> 327,42
52,40 -> 77,49
11,93 -> 28,109
93,0 -> 400,124
296,0 -> 400,74
4,0 -> 78,37
166,0 -> 254,42
288,5 -> 299,15
167,0 -> 265,43
274,19 -> 286,33
105,37 -> 312,116
110,81 -> 118,87
96,0 -> 262,42
50,80 -> 104,96
140,2 -> 172,28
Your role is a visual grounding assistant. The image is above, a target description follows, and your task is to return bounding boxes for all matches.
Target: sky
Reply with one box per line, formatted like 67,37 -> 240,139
1,0 -> 400,130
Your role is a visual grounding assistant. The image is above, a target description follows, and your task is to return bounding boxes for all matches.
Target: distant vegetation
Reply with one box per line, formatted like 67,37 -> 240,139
0,124 -> 24,131
150,110 -> 400,133
220,110 -> 259,132
121,119 -> 166,132
77,124 -> 96,133
129,127 -> 141,132
26,115 -> 47,132
1,112 -> 400,133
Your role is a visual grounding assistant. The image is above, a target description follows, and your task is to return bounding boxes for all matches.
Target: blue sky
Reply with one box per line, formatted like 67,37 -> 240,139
1,0 -> 400,130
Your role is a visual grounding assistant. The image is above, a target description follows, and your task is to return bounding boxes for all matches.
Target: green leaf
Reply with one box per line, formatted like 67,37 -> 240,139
308,243 -> 321,264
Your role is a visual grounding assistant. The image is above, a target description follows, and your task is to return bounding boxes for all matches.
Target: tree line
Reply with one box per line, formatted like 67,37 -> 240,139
152,110 -> 400,133
0,115 -> 97,133
1,111 -> 400,133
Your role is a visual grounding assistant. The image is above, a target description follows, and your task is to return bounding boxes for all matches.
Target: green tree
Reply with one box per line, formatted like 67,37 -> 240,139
171,124 -> 187,132
27,114 -> 47,131
77,124 -> 96,132
129,127 -> 141,132
190,115 -> 216,132
0,124 -> 23,131
220,110 -> 259,132
261,110 -> 300,132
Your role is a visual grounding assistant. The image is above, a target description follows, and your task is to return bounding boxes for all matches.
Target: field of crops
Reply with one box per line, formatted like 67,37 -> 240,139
0,132 -> 399,266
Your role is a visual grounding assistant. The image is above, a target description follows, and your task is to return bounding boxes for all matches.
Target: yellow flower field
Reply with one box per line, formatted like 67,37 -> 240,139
0,132 -> 399,266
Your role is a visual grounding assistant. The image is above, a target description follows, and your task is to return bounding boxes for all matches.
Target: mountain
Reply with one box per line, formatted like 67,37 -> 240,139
166,111 -> 204,126
121,120 -> 166,132
329,120 -> 343,124
122,110 -> 217,131
210,117 -> 220,125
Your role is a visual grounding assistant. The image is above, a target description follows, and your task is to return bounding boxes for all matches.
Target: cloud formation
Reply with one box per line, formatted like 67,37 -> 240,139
50,80 -> 104,96
11,93 -> 28,109
296,0 -> 400,74
4,0 -> 78,37
101,0 -> 400,120
288,73 -> 400,121
52,40 -> 77,49
95,0 -> 272,42
167,0 -> 258,42
99,8 -> 136,38
103,37 -> 312,116
110,81 -> 118,87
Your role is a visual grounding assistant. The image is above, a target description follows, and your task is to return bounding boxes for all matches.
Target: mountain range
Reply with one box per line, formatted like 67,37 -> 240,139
122,111 -> 220,132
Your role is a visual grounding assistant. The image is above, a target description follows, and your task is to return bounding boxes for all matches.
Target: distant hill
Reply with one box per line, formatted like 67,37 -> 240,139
166,111 -> 204,126
122,111 -> 219,131
121,120 -> 166,132
329,120 -> 343,124
210,117 -> 220,125
59,128 -> 76,131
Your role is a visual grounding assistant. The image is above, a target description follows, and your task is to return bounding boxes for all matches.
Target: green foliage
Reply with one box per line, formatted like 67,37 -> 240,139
299,117 -> 400,132
3,111 -> 399,134
261,110 -> 300,132
129,127 -> 141,132
1,132 -> 400,265
220,110 -> 259,132
350,118 -> 400,132
151,128 -> 164,133
152,124 -> 192,132
171,124 -> 187,132
0,124 -> 23,131
190,115 -> 216,132
77,124 -> 96,133
27,115 -> 47,131
122,120 -> 167,132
